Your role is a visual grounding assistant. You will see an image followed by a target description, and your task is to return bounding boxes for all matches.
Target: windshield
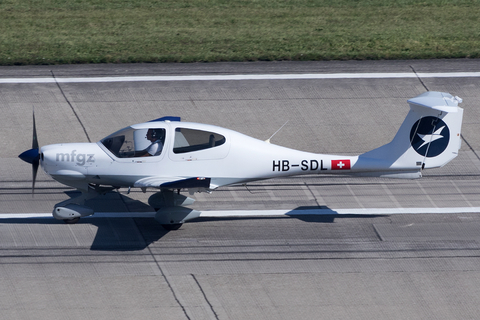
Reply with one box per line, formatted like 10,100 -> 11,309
100,127 -> 166,158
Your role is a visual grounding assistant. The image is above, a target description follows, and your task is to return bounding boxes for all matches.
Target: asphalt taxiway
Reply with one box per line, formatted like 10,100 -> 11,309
1,60 -> 480,319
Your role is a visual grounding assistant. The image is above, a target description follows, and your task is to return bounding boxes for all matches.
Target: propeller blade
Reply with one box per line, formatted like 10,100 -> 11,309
32,159 -> 39,196
18,109 -> 41,197
32,110 -> 39,150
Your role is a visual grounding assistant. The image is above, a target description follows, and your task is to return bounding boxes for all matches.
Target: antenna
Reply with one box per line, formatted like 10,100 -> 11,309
265,121 -> 289,143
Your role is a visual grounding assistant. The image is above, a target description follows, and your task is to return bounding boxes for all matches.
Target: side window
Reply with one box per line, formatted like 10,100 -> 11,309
173,128 -> 226,154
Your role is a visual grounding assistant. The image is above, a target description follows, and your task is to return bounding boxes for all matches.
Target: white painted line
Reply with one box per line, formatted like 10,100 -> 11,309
200,207 -> 480,217
1,207 -> 479,219
0,212 -> 155,219
0,213 -> 53,219
1,72 -> 480,84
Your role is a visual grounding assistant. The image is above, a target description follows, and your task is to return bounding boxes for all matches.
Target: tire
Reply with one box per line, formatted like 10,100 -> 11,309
161,223 -> 182,230
63,217 -> 80,224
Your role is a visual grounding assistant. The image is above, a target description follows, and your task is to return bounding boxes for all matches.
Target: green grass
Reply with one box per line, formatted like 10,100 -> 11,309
0,0 -> 479,65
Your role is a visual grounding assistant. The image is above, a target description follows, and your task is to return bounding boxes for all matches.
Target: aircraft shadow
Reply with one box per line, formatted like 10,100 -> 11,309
87,205 -> 386,251
0,217 -> 168,252
89,217 -> 170,251
4,190 -> 387,251
70,190 -> 169,251
192,206 -> 385,224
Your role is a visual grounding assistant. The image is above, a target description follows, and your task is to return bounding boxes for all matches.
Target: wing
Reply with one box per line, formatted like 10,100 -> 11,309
134,176 -> 211,190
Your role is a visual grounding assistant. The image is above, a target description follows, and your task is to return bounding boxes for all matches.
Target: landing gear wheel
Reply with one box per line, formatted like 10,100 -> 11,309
63,217 -> 80,224
161,223 -> 182,230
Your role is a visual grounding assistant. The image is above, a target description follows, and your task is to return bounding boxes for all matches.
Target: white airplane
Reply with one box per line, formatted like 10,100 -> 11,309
19,91 -> 464,230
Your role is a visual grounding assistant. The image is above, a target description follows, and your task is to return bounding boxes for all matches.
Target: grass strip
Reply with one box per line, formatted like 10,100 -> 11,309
0,0 -> 479,65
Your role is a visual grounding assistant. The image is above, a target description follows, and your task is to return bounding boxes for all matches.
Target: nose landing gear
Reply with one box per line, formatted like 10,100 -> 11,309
53,185 -> 116,224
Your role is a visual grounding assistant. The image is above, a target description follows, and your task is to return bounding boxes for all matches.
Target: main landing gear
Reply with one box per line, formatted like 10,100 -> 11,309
161,223 -> 183,231
52,186 -> 200,230
63,217 -> 80,224
148,189 -> 199,231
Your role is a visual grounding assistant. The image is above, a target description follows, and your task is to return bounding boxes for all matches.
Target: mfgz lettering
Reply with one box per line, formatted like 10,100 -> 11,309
56,150 -> 95,166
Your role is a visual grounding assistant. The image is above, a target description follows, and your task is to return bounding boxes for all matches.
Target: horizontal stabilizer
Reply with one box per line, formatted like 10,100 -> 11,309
407,92 -> 462,113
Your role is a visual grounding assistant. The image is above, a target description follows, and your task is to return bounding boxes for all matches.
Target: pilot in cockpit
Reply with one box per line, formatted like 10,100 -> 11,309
141,128 -> 164,157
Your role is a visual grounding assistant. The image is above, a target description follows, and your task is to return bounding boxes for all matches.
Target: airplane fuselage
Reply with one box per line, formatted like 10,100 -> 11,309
40,121 -> 366,192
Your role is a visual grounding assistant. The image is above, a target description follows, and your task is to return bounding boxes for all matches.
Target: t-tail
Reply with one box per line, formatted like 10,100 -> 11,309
352,91 -> 464,179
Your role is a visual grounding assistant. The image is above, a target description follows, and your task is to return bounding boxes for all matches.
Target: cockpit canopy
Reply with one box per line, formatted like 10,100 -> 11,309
100,127 -> 166,158
100,125 -> 226,158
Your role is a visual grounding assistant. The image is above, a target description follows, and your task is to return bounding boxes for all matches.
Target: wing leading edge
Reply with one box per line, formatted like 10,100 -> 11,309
134,176 -> 211,190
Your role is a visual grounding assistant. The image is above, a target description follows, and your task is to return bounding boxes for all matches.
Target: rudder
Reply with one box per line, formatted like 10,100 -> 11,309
356,91 -> 464,173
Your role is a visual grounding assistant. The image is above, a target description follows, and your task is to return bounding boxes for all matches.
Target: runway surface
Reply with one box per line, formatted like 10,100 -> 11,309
1,60 -> 480,319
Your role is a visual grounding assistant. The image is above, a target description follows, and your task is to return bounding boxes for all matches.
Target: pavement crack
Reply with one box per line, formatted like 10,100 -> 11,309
50,70 -> 91,142
147,246 -> 192,320
304,182 -> 321,207
409,65 -> 429,91
460,133 -> 480,162
191,274 -> 220,320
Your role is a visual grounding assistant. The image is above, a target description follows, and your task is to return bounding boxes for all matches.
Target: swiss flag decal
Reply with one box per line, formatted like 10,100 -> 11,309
331,159 -> 351,170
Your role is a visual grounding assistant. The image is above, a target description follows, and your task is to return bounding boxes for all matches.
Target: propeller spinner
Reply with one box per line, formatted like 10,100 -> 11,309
18,111 -> 40,196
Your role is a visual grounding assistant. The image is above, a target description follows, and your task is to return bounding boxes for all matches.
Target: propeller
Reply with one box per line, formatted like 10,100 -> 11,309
18,110 -> 40,196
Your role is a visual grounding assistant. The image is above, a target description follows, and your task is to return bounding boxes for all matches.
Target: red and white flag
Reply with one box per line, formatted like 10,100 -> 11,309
331,159 -> 351,170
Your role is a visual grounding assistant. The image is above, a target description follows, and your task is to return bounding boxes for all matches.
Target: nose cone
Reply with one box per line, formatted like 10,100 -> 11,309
19,148 -> 40,164
18,147 -> 40,196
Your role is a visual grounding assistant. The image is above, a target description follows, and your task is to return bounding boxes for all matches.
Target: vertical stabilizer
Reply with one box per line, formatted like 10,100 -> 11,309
355,92 -> 463,173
